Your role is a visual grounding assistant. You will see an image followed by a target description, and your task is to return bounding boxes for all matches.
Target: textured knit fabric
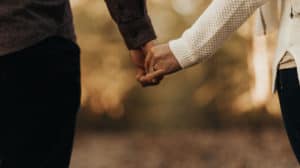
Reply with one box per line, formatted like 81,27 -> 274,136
168,0 -> 300,92
169,0 -> 269,68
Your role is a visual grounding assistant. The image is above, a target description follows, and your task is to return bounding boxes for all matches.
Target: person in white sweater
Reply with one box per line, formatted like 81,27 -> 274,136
139,0 -> 300,163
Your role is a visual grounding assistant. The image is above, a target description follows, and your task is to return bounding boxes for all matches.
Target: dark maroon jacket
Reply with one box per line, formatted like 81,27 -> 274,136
105,0 -> 156,49
0,0 -> 155,56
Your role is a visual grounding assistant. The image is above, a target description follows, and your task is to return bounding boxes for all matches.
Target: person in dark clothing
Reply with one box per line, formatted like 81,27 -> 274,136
0,0 -> 156,167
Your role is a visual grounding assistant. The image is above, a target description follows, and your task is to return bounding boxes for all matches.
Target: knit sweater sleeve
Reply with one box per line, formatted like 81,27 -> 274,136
169,0 -> 269,68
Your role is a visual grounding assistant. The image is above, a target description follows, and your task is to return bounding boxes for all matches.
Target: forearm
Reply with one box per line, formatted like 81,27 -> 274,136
169,0 -> 269,68
104,0 -> 156,49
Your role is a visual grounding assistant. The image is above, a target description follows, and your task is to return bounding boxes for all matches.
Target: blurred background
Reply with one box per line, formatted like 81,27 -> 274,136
69,0 -> 298,167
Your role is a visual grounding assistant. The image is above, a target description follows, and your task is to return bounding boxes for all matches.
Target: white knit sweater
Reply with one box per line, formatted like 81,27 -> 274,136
169,0 -> 269,68
169,0 -> 300,93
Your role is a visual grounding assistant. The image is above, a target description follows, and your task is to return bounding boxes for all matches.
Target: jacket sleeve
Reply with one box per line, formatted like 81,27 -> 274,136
168,0 -> 270,68
104,0 -> 156,49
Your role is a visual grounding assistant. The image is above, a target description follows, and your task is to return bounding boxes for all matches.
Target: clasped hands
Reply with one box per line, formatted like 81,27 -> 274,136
130,40 -> 182,87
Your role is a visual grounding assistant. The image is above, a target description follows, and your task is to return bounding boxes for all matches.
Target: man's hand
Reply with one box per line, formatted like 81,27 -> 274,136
130,49 -> 146,81
140,43 -> 182,84
130,40 -> 163,87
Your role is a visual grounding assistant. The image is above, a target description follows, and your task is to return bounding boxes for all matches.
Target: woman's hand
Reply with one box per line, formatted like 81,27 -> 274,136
130,40 -> 164,87
140,43 -> 182,84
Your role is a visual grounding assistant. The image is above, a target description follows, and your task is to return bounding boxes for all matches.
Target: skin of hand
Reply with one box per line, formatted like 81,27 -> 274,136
140,43 -> 182,84
130,40 -> 163,87
130,49 -> 147,81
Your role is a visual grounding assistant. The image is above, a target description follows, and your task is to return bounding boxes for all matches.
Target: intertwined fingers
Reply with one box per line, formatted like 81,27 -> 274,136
140,69 -> 166,84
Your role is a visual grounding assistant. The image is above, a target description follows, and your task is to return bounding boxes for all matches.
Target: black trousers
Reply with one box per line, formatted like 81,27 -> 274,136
0,37 -> 81,167
277,68 -> 300,163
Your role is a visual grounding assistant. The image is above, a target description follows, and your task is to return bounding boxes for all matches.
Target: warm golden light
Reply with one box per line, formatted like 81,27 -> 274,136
250,35 -> 271,107
233,21 -> 272,112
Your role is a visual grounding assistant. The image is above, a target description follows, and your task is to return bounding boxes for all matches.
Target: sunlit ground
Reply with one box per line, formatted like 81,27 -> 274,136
70,129 -> 298,168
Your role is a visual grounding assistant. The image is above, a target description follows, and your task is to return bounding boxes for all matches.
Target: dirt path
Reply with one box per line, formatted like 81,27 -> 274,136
70,129 -> 298,168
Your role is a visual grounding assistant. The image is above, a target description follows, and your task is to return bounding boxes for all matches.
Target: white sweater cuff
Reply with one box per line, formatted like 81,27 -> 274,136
169,39 -> 198,69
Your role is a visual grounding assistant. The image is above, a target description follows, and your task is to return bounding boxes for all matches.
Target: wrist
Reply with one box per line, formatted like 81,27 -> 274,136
141,40 -> 156,54
169,39 -> 197,69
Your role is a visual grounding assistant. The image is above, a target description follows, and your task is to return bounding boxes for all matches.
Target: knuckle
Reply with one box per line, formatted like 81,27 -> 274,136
153,52 -> 160,58
149,47 -> 156,55
153,55 -> 160,61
